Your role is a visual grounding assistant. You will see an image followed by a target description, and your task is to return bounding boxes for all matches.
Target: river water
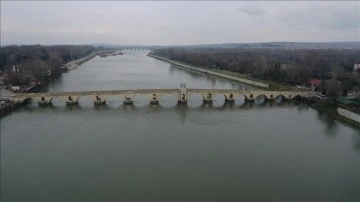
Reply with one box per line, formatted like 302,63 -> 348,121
1,51 -> 359,202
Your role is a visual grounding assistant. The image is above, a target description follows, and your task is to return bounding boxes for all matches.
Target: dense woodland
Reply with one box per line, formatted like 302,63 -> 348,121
0,45 -> 95,85
152,47 -> 360,94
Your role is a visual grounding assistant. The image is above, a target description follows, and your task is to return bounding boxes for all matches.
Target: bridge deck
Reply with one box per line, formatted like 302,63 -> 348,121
12,89 -> 308,97
5,88 -> 317,107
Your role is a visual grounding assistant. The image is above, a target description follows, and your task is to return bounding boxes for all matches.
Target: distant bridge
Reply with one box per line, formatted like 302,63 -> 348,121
8,85 -> 313,106
119,46 -> 153,51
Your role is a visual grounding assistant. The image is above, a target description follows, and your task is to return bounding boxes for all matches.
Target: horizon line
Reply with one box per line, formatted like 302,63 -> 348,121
1,40 -> 360,47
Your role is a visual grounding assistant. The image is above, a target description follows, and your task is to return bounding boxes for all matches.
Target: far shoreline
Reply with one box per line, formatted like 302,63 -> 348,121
148,54 -> 275,90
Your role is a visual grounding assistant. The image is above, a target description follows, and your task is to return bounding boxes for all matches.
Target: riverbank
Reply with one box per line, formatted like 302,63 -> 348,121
148,54 -> 270,89
62,52 -> 97,70
0,88 -> 21,115
311,101 -> 360,128
0,100 -> 22,116
0,88 -> 15,97
148,54 -> 294,91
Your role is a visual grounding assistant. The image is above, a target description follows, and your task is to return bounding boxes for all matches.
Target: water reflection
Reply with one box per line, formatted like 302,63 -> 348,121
187,93 -> 204,108
3,51 -> 360,202
14,100 -> 314,113
159,94 -> 178,108
352,133 -> 360,153
315,110 -> 339,137
17,99 -> 330,115
105,95 -> 123,108
133,95 -> 150,108
78,96 -> 94,109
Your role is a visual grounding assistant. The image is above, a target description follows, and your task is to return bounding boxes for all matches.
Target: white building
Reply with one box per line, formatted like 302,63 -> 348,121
12,65 -> 20,73
354,64 -> 360,72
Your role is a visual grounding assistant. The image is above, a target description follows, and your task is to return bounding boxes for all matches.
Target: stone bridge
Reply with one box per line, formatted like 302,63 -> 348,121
8,87 -> 311,106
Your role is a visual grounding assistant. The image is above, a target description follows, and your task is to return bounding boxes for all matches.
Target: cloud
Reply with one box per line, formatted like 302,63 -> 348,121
277,2 -> 360,31
238,5 -> 266,16
1,1 -> 359,45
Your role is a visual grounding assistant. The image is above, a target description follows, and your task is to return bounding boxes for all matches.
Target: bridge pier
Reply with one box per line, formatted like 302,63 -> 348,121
246,94 -> 255,102
39,101 -> 49,105
37,96 -> 50,105
39,99 -> 49,105
150,94 -> 159,105
94,100 -> 105,105
268,94 -> 275,102
150,100 -> 159,105
66,101 -> 77,105
178,83 -> 187,103
225,93 -> 235,103
66,96 -> 77,105
226,99 -> 234,103
203,93 -> 212,103
203,99 -> 212,103
124,98 -> 133,105
94,95 -> 105,105
246,98 -> 255,102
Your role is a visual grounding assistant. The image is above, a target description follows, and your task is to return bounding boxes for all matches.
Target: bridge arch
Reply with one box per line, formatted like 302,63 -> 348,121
49,96 -> 66,107
187,93 -> 204,108
22,97 -> 40,107
212,94 -> 226,107
275,95 -> 286,104
158,94 -> 178,108
255,94 -> 268,105
234,94 -> 246,106
293,94 -> 303,101
133,94 -> 150,107
105,95 -> 123,108
22,97 -> 33,104
77,96 -> 94,108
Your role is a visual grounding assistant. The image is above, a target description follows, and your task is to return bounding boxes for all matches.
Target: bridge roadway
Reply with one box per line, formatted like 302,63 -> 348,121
9,88 -> 311,106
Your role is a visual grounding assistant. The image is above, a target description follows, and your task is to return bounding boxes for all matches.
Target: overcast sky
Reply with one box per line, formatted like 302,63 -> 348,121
1,1 -> 359,45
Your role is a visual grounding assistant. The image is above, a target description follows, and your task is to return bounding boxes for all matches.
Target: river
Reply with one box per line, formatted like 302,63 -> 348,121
1,51 -> 359,202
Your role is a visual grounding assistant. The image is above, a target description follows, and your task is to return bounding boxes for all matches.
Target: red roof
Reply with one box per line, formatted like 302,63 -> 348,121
309,79 -> 321,86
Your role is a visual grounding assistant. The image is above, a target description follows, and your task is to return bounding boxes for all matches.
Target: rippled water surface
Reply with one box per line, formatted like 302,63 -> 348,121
1,51 -> 359,202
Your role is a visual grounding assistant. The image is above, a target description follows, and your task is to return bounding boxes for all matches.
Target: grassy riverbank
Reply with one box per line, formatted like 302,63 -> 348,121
148,54 -> 293,91
206,68 -> 294,91
63,52 -> 96,70
312,101 -> 360,128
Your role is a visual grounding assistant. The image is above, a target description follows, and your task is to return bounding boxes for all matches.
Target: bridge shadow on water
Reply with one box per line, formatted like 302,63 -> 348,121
15,98 -> 304,113
4,99 -> 359,153
0,96 -> 310,124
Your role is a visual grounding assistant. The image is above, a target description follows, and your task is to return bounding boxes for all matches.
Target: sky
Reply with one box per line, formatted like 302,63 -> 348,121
1,1 -> 359,46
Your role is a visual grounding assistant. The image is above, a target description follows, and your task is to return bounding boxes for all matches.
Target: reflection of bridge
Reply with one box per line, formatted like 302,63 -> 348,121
9,87 -> 312,106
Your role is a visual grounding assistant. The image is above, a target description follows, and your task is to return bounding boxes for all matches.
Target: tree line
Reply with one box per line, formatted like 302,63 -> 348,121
151,47 -> 360,93
0,45 -> 96,85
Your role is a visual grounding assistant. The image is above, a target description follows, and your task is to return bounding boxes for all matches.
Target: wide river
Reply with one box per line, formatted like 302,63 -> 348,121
1,51 -> 359,202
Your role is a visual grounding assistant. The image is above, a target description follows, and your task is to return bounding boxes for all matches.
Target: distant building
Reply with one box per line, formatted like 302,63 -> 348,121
12,65 -> 20,73
354,64 -> 360,72
10,86 -> 20,92
309,79 -> 322,90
